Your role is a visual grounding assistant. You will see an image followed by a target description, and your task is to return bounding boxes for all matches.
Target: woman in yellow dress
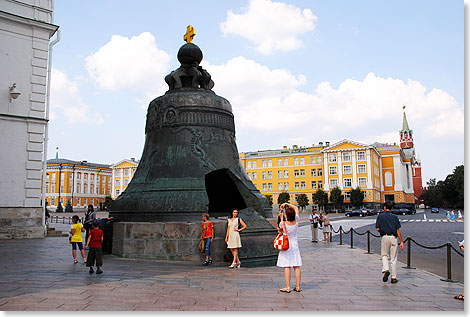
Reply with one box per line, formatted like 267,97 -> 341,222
225,209 -> 246,268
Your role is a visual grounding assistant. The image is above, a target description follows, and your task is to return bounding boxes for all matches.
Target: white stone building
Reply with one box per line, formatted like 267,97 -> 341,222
0,0 -> 58,238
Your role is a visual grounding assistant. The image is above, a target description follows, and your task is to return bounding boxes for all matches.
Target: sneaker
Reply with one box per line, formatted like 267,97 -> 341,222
391,278 -> 398,284
208,259 -> 213,265
96,268 -> 103,274
89,267 -> 94,274
83,258 -> 87,263
202,261 -> 209,266
73,259 -> 78,264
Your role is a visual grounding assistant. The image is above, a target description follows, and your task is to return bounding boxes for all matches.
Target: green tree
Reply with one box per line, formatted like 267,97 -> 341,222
65,200 -> 73,213
103,195 -> 113,210
312,189 -> 328,209
442,165 -> 464,208
296,194 -> 309,211
420,178 -> 443,208
56,201 -> 63,213
350,186 -> 364,208
329,186 -> 344,212
277,192 -> 290,205
264,195 -> 273,207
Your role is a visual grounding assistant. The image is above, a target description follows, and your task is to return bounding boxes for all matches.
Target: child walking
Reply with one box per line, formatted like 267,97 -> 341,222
85,222 -> 104,274
70,215 -> 86,264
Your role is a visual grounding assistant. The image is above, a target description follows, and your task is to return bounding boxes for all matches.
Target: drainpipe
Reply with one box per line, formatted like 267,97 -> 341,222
41,0 -> 60,235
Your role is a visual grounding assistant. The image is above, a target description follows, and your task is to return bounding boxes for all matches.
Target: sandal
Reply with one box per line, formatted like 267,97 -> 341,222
294,287 -> 302,292
454,294 -> 464,301
229,263 -> 237,269
279,287 -> 291,293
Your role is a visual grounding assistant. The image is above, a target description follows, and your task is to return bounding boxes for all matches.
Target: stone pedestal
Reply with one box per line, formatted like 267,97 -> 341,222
0,207 -> 44,239
112,218 -> 278,266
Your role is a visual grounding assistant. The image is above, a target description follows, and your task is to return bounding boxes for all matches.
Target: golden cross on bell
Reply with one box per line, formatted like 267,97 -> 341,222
184,25 -> 196,43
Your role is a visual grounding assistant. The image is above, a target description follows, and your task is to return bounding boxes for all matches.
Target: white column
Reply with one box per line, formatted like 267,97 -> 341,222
337,151 -> 342,189
351,150 -> 357,187
323,152 -> 329,190
112,168 -> 115,199
393,156 -> 403,191
366,149 -> 373,189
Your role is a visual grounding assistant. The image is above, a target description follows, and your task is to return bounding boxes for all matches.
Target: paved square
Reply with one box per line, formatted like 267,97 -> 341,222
0,232 -> 463,311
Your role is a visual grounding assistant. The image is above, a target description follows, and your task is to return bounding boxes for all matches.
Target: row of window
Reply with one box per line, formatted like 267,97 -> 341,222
48,172 -> 111,182
248,168 -> 323,180
261,181 -> 325,191
260,188 -> 367,202
49,197 -> 99,207
329,177 -> 367,188
115,179 -> 129,187
115,168 -> 134,177
246,156 -> 323,169
46,183 -> 111,194
328,151 -> 366,163
329,164 -> 367,175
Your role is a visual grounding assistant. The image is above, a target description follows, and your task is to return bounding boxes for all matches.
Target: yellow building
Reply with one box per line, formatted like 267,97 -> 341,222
240,139 -> 414,210
111,158 -> 139,199
45,159 -> 112,209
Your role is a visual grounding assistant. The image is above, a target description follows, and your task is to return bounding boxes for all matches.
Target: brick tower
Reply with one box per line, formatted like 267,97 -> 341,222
399,106 -> 423,203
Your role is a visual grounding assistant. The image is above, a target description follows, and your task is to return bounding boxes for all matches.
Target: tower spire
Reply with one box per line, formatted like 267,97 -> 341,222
399,106 -> 413,149
55,147 -> 59,159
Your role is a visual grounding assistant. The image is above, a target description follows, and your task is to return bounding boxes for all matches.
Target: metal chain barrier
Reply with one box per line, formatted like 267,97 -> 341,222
332,224 -> 463,283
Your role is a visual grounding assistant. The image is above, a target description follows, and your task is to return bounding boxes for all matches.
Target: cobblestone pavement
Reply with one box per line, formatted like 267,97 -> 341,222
0,232 -> 464,311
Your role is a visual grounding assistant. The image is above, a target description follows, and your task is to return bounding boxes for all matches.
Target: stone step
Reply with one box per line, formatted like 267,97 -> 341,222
46,227 -> 68,237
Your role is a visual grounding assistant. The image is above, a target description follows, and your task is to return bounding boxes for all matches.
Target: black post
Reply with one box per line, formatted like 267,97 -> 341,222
441,243 -> 457,282
350,229 -> 354,248
339,226 -> 343,245
403,238 -> 415,269
365,231 -> 372,254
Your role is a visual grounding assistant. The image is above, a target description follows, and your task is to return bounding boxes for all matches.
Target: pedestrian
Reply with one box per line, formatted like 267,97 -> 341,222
277,203 -> 302,293
70,215 -> 86,264
457,210 -> 463,222
83,204 -> 96,242
375,201 -> 404,284
454,240 -> 464,301
322,211 -> 331,243
85,221 -> 104,274
308,209 -> 319,242
446,210 -> 451,222
451,210 -> 456,222
225,209 -> 246,268
201,213 -> 214,266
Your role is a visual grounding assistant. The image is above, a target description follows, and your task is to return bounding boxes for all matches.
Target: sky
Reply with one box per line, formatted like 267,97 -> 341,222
49,0 -> 464,184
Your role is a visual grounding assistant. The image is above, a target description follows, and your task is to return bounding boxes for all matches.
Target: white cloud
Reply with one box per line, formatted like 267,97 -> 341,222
220,0 -> 317,55
50,68 -> 104,124
85,32 -> 171,92
202,58 -> 464,151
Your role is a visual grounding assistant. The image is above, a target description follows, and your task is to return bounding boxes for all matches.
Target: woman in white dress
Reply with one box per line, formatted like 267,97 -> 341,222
225,209 -> 247,268
277,203 -> 302,293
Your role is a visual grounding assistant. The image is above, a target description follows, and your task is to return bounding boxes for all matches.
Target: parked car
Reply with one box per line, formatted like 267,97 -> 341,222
366,209 -> 378,216
391,208 -> 416,215
345,209 -> 368,217
431,208 -> 439,213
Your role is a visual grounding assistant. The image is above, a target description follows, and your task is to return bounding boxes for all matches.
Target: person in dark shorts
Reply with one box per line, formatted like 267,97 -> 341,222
70,215 -> 86,264
85,222 -> 104,274
375,201 -> 404,284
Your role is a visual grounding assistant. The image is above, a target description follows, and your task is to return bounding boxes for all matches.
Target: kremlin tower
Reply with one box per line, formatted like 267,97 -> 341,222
399,106 -> 423,204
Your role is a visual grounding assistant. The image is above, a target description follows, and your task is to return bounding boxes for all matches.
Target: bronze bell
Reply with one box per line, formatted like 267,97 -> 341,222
110,42 -> 272,222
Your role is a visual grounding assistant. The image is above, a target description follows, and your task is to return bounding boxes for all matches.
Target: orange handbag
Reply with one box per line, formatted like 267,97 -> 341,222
273,221 -> 289,251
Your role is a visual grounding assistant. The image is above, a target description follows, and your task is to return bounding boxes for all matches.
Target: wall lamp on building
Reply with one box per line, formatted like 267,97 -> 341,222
9,83 -> 21,102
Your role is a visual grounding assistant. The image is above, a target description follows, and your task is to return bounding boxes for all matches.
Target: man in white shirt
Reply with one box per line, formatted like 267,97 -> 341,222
308,209 -> 319,242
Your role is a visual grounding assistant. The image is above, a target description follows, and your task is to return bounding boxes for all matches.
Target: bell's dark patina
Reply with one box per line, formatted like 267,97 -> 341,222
110,41 -> 272,222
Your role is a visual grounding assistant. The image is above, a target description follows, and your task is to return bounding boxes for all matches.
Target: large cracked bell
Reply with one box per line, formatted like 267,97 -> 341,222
110,42 -> 272,222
